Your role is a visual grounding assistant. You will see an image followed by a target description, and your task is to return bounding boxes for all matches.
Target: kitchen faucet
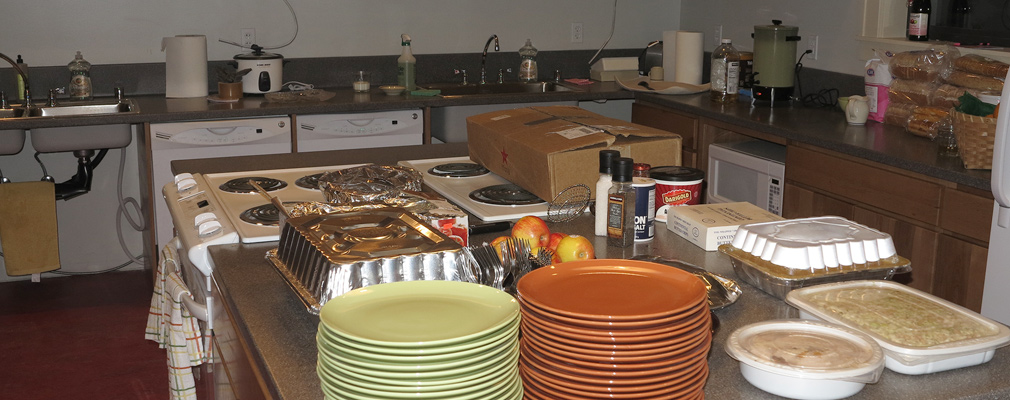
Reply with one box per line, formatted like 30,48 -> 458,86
0,52 -> 31,108
480,35 -> 499,85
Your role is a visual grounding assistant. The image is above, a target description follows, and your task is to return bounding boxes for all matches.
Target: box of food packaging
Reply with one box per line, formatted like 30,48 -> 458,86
667,202 -> 782,251
416,198 -> 469,247
466,105 -> 681,202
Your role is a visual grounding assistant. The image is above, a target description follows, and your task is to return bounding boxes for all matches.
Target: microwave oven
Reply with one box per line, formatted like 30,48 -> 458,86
706,140 -> 786,215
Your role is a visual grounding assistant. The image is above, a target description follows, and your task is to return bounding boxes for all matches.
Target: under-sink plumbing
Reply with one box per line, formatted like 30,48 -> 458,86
34,149 -> 108,201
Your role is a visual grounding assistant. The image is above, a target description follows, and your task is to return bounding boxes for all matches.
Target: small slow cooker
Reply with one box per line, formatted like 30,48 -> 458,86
234,45 -> 283,94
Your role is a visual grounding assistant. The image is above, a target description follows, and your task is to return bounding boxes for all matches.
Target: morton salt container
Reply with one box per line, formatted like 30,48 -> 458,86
650,166 -> 704,223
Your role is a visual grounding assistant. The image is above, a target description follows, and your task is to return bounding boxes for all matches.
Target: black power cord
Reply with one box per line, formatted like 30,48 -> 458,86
794,49 -> 840,108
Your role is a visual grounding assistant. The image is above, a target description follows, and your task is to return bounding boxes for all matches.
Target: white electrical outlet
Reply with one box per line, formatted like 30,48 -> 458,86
241,28 -> 255,47
571,23 -> 584,43
714,25 -> 723,45
807,35 -> 819,60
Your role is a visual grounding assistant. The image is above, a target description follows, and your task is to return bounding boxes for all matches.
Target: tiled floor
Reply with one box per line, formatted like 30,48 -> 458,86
0,269 -> 205,400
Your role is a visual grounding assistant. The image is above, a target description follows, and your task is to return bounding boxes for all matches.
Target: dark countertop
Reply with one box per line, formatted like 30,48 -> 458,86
637,93 -> 992,191
0,81 -> 631,130
210,214 -> 1010,400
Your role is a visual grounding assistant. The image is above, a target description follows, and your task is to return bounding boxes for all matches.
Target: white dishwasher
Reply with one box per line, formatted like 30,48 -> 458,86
150,116 -> 292,252
296,109 -> 423,152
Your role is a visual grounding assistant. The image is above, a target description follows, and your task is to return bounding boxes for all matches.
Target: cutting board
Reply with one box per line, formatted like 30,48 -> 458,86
0,181 -> 60,275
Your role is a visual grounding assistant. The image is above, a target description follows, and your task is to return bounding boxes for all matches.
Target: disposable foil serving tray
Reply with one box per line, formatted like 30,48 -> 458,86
266,207 -> 466,314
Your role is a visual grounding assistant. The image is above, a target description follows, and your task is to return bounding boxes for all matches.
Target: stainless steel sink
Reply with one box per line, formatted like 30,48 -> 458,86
422,82 -> 579,97
0,108 -> 25,119
27,99 -> 138,118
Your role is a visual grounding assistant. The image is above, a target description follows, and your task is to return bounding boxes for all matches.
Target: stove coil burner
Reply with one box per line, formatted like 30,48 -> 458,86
469,184 -> 546,206
295,173 -> 324,190
428,163 -> 490,178
239,201 -> 301,226
219,177 -> 287,194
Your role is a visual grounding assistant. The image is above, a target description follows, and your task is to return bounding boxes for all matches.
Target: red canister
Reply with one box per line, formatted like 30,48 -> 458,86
650,166 -> 704,223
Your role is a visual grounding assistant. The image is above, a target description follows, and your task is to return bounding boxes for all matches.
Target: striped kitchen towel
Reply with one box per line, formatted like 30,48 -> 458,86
145,241 -> 209,400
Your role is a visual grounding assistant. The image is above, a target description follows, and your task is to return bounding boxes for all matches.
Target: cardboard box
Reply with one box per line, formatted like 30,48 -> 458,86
667,202 -> 784,251
466,106 -> 682,202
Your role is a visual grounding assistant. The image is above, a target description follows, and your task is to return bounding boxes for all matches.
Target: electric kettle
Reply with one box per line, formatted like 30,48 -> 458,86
234,45 -> 283,94
751,20 -> 800,104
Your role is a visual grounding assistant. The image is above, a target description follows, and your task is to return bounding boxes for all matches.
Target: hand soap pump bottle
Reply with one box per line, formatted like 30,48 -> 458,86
519,39 -> 538,82
15,55 -> 27,102
68,51 -> 93,101
595,150 -> 620,237
398,34 -> 417,91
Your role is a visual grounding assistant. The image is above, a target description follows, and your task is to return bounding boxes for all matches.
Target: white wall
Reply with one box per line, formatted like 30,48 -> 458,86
4,0 -> 682,67
679,1 -> 865,76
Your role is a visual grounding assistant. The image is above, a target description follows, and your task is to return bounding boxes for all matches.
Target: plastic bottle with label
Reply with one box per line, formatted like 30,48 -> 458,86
398,34 -> 417,90
595,150 -> 620,237
15,55 -> 27,102
519,39 -> 538,82
68,51 -> 93,101
908,0 -> 931,41
710,39 -> 740,103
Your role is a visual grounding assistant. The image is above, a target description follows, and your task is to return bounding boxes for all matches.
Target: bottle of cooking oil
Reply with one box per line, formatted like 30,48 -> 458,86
68,51 -> 93,101
397,34 -> 417,91
710,39 -> 740,103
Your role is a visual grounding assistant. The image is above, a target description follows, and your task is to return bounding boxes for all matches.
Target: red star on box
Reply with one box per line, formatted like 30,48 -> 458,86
500,148 -> 509,165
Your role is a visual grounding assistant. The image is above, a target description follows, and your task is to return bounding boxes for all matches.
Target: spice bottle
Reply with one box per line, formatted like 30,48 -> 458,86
607,157 -> 636,247
68,51 -> 93,101
595,150 -> 620,237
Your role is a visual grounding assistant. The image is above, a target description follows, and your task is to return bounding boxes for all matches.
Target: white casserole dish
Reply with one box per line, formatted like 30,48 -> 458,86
725,319 -> 884,400
786,280 -> 1010,374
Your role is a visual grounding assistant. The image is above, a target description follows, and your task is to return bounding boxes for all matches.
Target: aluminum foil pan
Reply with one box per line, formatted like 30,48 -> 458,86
266,207 -> 468,314
630,255 -> 742,310
318,164 -> 422,205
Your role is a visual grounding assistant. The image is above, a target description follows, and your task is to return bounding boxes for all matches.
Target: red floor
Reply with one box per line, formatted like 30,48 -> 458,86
0,269 -> 204,400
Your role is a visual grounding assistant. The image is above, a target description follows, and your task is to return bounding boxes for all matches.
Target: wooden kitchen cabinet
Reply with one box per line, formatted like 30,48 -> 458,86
632,102 -> 699,168
784,144 -> 992,311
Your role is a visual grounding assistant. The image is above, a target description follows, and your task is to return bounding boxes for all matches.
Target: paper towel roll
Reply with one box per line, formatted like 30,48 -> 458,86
162,35 -> 208,98
662,30 -> 679,82
674,31 -> 705,85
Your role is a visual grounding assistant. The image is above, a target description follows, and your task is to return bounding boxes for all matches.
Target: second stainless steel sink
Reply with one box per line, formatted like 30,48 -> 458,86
422,82 -> 578,97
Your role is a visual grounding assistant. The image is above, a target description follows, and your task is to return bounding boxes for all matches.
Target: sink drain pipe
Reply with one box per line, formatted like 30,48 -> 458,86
34,149 -> 108,201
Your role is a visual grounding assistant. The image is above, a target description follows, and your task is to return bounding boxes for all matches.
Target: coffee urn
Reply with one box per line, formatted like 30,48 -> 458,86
751,20 -> 801,105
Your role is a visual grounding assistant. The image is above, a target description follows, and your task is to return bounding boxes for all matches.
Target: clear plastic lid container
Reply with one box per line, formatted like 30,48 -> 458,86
726,319 -> 885,383
730,216 -> 898,270
787,280 -> 1010,368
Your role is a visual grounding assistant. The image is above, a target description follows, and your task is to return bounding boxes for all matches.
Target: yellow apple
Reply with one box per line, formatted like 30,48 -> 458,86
490,236 -> 509,260
511,215 -> 551,248
555,234 -> 595,263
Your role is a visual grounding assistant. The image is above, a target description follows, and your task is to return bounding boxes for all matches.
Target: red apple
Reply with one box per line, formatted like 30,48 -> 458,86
546,232 -> 565,253
511,215 -> 550,248
490,236 -> 509,260
555,234 -> 595,263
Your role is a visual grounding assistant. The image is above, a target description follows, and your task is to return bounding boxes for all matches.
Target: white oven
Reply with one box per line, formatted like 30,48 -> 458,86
706,140 -> 786,215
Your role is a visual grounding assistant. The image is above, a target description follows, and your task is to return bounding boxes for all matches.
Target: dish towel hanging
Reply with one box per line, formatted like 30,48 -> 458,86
145,240 -> 209,400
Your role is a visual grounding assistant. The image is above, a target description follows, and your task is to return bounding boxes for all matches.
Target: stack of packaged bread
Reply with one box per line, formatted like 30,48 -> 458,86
883,48 -> 1006,138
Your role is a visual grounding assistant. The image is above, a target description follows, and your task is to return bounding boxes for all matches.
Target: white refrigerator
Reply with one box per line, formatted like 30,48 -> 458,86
981,69 -> 1010,325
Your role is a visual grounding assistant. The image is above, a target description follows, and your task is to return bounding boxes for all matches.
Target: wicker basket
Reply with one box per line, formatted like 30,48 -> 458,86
950,109 -> 996,170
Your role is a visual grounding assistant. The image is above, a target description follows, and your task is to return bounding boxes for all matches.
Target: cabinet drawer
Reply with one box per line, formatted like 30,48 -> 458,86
786,146 -> 942,224
632,103 -> 698,151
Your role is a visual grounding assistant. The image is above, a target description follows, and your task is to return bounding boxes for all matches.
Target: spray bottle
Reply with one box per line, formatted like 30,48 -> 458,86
398,34 -> 416,90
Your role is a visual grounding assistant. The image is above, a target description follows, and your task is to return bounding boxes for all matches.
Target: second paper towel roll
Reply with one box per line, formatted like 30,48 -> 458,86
163,35 -> 208,98
674,31 -> 704,85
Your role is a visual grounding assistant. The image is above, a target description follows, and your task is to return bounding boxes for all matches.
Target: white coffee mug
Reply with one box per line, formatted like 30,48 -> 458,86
649,66 -> 664,81
846,95 -> 869,125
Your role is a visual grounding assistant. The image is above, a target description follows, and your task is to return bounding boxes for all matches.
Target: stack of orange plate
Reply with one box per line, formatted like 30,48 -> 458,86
516,259 -> 711,400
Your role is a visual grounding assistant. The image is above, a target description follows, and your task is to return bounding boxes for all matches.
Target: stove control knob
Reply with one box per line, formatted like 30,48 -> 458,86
194,212 -> 217,228
198,220 -> 223,237
176,178 -> 197,193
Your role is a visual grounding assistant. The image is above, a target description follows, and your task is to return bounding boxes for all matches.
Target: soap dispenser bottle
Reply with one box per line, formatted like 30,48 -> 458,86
398,34 -> 417,91
15,55 -> 27,102
518,39 -> 538,82
68,51 -> 93,101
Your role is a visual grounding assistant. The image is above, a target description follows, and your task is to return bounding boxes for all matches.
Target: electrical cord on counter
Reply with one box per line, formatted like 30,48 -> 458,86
793,49 -> 840,108
587,0 -> 618,66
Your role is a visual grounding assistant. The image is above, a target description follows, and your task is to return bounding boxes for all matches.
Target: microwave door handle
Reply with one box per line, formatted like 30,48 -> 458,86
993,69 -> 1010,227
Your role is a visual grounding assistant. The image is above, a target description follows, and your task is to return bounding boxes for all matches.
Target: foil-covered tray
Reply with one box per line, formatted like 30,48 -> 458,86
630,255 -> 742,310
266,207 -> 466,314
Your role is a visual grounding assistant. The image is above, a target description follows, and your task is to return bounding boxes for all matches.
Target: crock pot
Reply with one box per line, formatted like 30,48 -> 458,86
234,45 -> 283,94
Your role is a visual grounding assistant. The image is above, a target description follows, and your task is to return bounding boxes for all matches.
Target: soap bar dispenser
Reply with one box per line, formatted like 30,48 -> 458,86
398,34 -> 416,91
68,51 -> 93,101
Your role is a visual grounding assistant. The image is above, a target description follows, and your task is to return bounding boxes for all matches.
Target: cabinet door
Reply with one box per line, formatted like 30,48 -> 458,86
782,183 -> 854,219
934,234 -> 988,312
852,206 -> 939,294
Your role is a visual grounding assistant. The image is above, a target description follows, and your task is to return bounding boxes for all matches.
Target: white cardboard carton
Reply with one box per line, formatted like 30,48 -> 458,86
668,202 -> 783,251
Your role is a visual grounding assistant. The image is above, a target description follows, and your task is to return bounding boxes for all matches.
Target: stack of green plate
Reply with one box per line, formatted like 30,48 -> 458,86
316,280 -> 522,400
